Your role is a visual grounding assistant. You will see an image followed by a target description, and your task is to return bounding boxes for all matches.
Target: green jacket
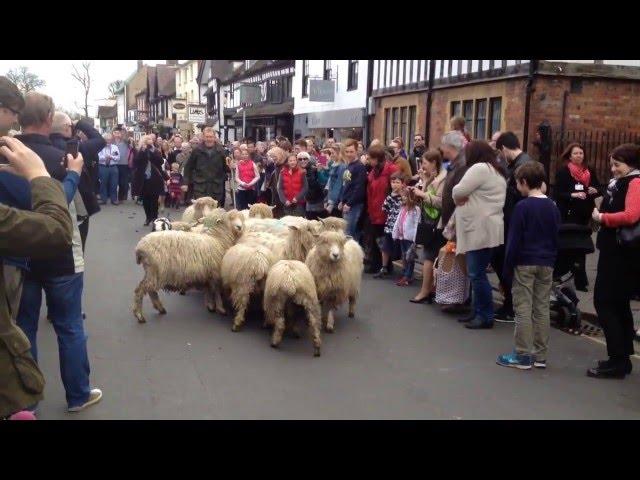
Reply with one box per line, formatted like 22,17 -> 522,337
0,177 -> 73,418
183,144 -> 228,195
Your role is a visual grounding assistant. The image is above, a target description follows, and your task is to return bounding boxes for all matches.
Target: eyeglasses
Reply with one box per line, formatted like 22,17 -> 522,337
0,104 -> 20,115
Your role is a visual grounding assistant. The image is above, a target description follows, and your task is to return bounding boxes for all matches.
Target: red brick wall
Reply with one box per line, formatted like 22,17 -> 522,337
527,76 -> 640,152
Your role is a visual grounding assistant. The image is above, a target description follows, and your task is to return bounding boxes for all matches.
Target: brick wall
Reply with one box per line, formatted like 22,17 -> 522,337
527,76 -> 640,152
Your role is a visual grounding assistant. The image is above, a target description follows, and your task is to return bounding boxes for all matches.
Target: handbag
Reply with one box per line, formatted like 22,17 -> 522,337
415,210 -> 438,246
434,241 -> 470,305
617,221 -> 640,248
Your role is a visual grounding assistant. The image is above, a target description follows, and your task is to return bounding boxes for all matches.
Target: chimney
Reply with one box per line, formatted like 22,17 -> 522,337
166,60 -> 178,66
137,60 -> 143,70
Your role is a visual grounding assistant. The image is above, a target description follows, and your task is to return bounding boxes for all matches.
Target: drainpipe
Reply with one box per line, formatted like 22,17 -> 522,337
522,60 -> 538,150
364,60 -> 375,145
560,90 -> 569,138
424,60 -> 436,148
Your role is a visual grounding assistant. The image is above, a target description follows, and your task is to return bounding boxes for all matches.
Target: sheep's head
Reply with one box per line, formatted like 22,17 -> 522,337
318,216 -> 347,233
288,223 -> 317,255
192,197 -> 219,218
314,231 -> 347,263
225,209 -> 246,237
248,203 -> 276,219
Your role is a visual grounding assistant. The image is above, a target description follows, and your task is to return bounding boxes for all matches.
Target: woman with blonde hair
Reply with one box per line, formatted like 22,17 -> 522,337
324,144 -> 347,217
265,146 -> 287,215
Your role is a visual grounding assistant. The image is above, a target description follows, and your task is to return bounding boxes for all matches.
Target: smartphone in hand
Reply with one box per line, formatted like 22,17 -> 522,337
64,140 -> 79,168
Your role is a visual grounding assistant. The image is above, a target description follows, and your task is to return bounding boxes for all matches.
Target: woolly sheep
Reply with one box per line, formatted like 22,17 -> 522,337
263,260 -> 322,357
224,223 -> 317,332
318,216 -> 347,233
248,203 -> 275,219
133,209 -> 241,323
181,196 -> 219,224
305,230 -> 364,333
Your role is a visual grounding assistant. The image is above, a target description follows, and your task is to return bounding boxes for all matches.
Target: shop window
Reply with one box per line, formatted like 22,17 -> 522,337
489,97 -> 502,138
408,106 -> 417,152
391,107 -> 399,140
302,61 -> 309,97
400,106 -> 408,148
348,60 -> 358,90
475,99 -> 487,139
463,100 -> 473,135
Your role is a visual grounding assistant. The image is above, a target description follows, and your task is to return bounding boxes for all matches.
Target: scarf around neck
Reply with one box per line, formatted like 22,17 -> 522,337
567,161 -> 591,187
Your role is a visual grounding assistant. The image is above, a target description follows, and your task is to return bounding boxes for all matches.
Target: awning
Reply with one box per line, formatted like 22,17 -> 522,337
232,100 -> 294,119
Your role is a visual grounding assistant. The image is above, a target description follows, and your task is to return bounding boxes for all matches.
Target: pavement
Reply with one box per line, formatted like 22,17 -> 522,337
32,202 -> 640,419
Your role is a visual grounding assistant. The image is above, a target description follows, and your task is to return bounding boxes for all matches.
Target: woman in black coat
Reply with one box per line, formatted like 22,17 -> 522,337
133,135 -> 167,225
553,142 -> 603,291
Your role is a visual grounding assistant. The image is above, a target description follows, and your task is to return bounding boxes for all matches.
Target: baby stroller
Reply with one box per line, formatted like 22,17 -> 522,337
550,224 -> 595,333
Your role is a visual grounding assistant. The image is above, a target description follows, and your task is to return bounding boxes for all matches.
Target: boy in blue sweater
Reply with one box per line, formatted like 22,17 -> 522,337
497,161 -> 561,370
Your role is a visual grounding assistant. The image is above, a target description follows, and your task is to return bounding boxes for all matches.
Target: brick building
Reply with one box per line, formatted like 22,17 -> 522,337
369,60 -> 640,183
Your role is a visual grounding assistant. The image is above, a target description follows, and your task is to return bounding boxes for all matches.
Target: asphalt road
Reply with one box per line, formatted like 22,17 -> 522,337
33,202 -> 640,419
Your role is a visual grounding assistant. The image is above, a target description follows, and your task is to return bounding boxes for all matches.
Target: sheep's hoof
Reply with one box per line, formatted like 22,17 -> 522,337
313,348 -> 321,357
325,325 -> 334,334
270,342 -> 280,349
231,324 -> 241,332
158,308 -> 167,315
135,314 -> 146,324
179,290 -> 186,296
348,312 -> 355,318
216,308 -> 227,315
207,305 -> 215,313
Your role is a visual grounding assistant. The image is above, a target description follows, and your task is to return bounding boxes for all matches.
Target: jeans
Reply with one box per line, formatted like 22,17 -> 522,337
99,165 -> 119,203
117,165 -> 130,201
400,240 -> 417,278
343,203 -> 364,242
466,247 -> 495,323
512,265 -> 553,361
16,273 -> 91,409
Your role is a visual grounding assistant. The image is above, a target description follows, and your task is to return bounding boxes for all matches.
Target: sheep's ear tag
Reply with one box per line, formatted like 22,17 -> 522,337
191,199 -> 197,204
345,235 -> 354,241
269,205 -> 276,210
248,204 -> 253,208
318,218 -> 325,225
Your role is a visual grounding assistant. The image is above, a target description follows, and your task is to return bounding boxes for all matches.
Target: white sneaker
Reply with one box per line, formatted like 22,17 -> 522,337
68,388 -> 102,413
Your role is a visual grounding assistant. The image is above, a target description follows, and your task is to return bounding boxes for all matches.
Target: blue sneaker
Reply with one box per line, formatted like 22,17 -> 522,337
497,352 -> 533,370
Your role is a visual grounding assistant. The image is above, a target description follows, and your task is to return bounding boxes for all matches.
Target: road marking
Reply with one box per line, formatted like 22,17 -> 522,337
580,334 -> 640,361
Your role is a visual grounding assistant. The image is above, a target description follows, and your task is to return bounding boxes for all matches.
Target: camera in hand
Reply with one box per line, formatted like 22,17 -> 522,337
63,139 -> 79,169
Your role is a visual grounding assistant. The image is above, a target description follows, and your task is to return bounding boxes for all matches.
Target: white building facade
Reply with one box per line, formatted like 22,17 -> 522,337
293,60 -> 369,142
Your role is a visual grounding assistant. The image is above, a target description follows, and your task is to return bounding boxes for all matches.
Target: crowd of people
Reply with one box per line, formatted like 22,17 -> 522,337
1,73 -> 639,420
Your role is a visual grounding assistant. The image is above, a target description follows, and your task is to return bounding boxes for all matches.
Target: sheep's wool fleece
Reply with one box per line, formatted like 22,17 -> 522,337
135,231 -> 224,290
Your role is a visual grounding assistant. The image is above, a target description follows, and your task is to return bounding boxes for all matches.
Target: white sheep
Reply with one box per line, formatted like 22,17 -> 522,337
133,209 -> 242,323
223,223 -> 317,332
263,260 -> 322,357
305,230 -> 364,333
181,196 -> 219,224
248,203 -> 275,219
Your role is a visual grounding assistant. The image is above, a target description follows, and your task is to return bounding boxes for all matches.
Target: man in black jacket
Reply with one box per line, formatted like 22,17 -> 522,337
409,134 -> 426,176
50,112 -> 103,252
183,128 -> 228,206
339,138 -> 367,242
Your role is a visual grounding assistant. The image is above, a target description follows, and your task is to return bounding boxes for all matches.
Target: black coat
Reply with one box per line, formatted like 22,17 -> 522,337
132,147 -> 166,198
553,164 -> 603,225
49,132 -> 101,217
14,133 -> 67,182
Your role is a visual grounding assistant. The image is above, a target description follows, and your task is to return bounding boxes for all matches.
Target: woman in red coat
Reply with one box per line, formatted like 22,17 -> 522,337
366,145 -> 398,273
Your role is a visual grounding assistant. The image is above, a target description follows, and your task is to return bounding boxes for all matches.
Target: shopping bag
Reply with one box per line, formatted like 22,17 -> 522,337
434,241 -> 470,305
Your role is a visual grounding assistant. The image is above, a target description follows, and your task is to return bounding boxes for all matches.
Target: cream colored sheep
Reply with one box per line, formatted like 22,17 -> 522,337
318,216 -> 347,233
305,230 -> 364,333
263,260 -> 322,356
133,209 -> 240,323
181,196 -> 219,224
224,223 -> 317,332
170,221 -> 195,232
248,203 -> 275,219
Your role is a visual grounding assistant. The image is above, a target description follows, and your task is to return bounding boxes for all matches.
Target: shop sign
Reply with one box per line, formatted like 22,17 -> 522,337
188,105 -> 206,123
307,108 -> 364,129
309,80 -> 335,102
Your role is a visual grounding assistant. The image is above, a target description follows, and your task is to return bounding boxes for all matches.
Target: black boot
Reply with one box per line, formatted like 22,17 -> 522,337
457,310 -> 476,323
587,358 -> 628,378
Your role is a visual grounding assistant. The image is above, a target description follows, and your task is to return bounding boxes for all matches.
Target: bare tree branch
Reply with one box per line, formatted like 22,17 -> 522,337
71,62 -> 91,118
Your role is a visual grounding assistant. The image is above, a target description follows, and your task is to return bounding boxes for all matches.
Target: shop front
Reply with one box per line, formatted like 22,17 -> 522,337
293,107 -> 365,143
231,100 -> 294,142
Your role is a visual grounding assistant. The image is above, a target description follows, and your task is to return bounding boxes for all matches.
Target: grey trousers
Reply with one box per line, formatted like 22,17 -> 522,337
512,265 -> 554,361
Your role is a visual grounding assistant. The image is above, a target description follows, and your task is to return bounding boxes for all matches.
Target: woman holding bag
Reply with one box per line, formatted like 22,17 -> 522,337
452,140 -> 507,329
409,149 -> 447,304
587,144 -> 640,378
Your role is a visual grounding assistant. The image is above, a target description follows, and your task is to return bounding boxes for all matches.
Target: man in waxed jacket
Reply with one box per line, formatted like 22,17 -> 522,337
183,127 -> 229,206
0,136 -> 73,419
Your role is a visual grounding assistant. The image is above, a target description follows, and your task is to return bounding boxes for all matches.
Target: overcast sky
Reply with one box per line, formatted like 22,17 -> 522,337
0,60 -> 176,117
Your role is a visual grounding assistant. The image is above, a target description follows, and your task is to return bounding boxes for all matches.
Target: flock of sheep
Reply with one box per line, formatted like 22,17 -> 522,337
133,197 -> 364,357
